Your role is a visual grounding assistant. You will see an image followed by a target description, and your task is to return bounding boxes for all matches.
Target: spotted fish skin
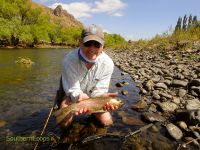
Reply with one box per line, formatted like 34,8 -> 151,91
53,97 -> 123,124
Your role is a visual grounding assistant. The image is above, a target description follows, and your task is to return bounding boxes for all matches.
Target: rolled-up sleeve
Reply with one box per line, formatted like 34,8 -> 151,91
62,59 -> 82,103
90,62 -> 114,97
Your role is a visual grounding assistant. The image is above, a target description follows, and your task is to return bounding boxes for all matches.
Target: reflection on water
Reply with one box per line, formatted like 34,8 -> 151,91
0,48 -> 142,149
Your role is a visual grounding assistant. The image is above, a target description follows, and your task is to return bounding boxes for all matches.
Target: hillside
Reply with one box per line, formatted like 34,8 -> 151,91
31,2 -> 82,28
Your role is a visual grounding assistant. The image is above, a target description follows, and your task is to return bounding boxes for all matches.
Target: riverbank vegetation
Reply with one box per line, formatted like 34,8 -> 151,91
0,0 -> 126,48
118,15 -> 200,52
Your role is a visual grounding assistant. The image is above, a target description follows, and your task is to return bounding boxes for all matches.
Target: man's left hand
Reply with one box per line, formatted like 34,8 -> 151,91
102,92 -> 118,111
103,102 -> 118,111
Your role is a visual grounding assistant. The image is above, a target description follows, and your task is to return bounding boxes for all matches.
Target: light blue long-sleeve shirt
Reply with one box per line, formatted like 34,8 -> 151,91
61,48 -> 114,103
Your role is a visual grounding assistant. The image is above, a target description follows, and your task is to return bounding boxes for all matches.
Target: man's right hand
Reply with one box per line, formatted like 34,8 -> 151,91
75,93 -> 90,115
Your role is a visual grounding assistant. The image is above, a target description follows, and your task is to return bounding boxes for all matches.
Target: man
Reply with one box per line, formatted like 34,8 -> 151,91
57,24 -> 118,128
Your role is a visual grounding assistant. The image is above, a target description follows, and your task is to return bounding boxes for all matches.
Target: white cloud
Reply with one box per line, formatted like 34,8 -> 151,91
93,0 -> 126,16
49,0 -> 126,19
112,12 -> 123,17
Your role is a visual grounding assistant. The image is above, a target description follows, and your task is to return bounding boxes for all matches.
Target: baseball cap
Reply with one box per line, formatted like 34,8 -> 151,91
81,24 -> 104,45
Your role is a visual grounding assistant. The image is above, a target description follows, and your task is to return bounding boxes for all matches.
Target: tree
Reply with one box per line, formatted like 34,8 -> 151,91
17,0 -> 31,25
192,16 -> 198,27
187,14 -> 193,30
182,15 -> 187,31
175,17 -> 182,32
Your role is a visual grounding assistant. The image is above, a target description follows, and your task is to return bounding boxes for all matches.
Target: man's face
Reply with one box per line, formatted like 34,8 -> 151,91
80,40 -> 103,61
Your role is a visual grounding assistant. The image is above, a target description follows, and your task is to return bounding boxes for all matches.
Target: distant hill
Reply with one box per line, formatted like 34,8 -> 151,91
31,2 -> 82,28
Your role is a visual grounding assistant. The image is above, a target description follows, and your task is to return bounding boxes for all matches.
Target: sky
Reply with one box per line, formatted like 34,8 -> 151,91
33,0 -> 200,40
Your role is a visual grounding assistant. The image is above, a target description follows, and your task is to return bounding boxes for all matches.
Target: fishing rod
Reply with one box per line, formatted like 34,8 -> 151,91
33,95 -> 58,150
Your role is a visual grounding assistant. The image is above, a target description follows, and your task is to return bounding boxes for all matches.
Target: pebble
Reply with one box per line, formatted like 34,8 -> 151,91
121,90 -> 129,95
166,123 -> 183,140
152,90 -> 160,100
177,121 -> 188,130
142,112 -> 166,122
186,99 -> 200,110
132,98 -> 147,110
158,101 -> 178,112
172,97 -> 181,104
178,89 -> 187,97
172,80 -> 188,87
154,83 -> 168,90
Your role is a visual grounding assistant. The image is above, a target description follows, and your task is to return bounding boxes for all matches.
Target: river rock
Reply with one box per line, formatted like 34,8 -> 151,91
118,111 -> 144,126
172,80 -> 188,87
145,80 -> 154,91
148,104 -> 157,112
132,98 -> 147,110
151,75 -> 161,83
175,73 -> 185,80
166,123 -> 183,140
186,99 -> 200,110
177,121 -> 188,130
159,92 -> 172,99
142,112 -> 166,122
155,83 -> 168,90
152,90 -> 160,100
162,79 -> 172,86
140,87 -> 148,95
178,89 -> 187,97
122,81 -> 130,86
172,97 -> 181,104
121,90 -> 129,95
158,101 -> 178,112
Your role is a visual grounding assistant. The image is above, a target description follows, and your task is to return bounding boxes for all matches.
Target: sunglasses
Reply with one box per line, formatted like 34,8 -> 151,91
83,41 -> 101,48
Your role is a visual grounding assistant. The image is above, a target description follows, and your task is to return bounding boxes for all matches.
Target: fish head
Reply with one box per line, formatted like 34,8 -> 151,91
109,98 -> 123,107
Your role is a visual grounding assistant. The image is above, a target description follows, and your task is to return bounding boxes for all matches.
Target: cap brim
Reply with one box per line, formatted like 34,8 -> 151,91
83,35 -> 104,45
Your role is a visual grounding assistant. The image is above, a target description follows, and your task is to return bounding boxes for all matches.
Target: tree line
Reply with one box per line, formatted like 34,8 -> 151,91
175,14 -> 199,32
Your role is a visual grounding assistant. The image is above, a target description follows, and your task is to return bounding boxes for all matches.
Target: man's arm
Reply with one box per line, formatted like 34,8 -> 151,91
61,59 -> 83,103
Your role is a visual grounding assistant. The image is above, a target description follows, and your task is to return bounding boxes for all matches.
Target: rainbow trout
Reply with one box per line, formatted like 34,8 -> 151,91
54,97 -> 123,124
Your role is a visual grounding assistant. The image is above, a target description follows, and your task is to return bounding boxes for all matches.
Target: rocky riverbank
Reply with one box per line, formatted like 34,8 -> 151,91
107,48 -> 200,149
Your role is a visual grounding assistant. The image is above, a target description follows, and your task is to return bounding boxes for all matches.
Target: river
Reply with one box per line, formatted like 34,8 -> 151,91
0,48 -> 145,149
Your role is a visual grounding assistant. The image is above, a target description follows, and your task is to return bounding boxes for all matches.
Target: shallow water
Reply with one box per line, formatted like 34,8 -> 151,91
0,48 -> 181,150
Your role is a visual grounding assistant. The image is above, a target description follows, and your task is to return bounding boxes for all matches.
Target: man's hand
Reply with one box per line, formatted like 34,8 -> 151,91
77,93 -> 89,102
60,97 -> 71,108
102,92 -> 118,111
75,93 -> 90,116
